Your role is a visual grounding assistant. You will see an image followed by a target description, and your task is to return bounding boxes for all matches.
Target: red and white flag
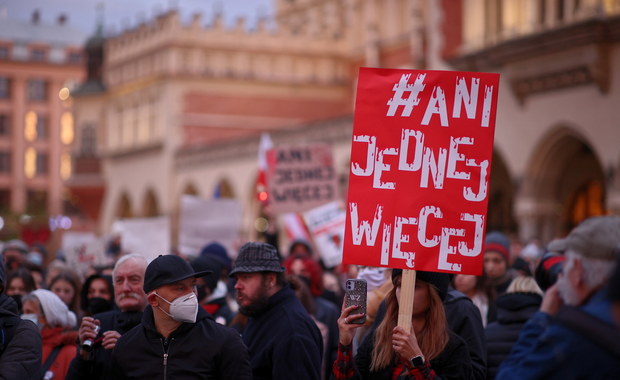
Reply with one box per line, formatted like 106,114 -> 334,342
256,133 -> 273,202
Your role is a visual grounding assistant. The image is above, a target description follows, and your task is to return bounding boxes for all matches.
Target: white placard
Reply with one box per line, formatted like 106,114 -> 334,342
61,232 -> 107,276
303,201 -> 346,268
178,195 -> 242,258
117,216 -> 170,262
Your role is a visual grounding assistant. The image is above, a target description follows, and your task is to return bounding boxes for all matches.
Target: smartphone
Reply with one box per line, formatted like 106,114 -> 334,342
344,279 -> 367,324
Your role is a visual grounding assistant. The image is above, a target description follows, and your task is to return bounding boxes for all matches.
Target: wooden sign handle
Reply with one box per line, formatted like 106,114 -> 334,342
397,269 -> 416,333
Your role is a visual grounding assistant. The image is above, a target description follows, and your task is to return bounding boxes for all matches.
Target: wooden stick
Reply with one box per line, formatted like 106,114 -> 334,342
397,269 -> 416,333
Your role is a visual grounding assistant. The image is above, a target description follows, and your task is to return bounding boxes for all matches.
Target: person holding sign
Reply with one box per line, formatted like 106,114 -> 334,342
333,269 -> 472,379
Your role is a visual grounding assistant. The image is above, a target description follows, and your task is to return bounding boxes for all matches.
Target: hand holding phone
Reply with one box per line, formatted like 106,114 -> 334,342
344,279 -> 367,324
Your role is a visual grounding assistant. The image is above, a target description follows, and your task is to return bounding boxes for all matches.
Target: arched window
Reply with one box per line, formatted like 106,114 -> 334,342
143,189 -> 160,217
117,193 -> 133,219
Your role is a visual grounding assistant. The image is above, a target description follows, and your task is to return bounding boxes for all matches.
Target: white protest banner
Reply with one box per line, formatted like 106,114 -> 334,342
117,216 -> 170,262
178,195 -> 242,258
62,232 -> 107,276
303,201 -> 346,268
266,143 -> 338,214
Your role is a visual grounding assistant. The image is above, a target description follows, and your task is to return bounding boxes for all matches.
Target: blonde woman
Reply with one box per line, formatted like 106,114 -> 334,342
333,269 -> 472,379
485,275 -> 542,379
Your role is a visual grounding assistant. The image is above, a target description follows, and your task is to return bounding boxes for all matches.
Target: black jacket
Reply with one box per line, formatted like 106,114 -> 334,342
444,289 -> 487,380
351,329 -> 472,379
66,309 -> 143,380
242,286 -> 323,380
375,290 -> 487,380
484,292 -> 541,380
0,294 -> 42,380
110,305 -> 252,379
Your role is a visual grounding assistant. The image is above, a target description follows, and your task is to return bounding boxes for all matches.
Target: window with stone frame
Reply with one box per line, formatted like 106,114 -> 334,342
0,76 -> 10,99
35,152 -> 48,175
0,152 -> 10,173
27,79 -> 47,101
30,48 -> 46,62
0,114 -> 10,136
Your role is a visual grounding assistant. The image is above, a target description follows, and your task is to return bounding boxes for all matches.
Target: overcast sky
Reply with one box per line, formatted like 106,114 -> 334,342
1,0 -> 274,36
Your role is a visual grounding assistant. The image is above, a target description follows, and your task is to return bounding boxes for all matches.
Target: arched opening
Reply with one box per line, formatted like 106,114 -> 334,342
568,181 -> 605,226
182,182 -> 199,196
143,188 -> 160,217
116,192 -> 133,219
213,178 -> 234,199
487,150 -> 516,233
521,126 -> 606,240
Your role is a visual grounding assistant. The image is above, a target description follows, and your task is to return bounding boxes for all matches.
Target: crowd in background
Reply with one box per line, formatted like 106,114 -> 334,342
0,215 -> 619,379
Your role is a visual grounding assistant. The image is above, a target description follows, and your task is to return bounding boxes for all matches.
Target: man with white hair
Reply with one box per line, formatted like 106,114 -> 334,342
67,254 -> 149,380
497,216 -> 620,379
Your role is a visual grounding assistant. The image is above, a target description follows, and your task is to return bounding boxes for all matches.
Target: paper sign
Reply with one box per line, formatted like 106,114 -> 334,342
343,68 -> 500,275
62,232 -> 107,276
266,143 -> 338,214
117,216 -> 170,262
178,195 -> 242,258
303,201 -> 346,268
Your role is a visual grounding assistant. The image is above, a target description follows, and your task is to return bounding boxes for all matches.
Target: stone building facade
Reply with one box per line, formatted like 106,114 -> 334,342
75,0 -> 620,249
0,11 -> 85,240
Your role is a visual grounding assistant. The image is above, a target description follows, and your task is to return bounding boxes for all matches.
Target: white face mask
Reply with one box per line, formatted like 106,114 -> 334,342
21,313 -> 40,327
154,292 -> 198,323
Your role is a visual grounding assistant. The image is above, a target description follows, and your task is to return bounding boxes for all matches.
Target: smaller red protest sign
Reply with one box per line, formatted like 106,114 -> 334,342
343,68 -> 500,275
266,143 -> 338,215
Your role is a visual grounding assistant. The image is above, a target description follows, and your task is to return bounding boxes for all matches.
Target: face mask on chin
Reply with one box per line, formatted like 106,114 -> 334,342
21,313 -> 41,329
154,292 -> 199,323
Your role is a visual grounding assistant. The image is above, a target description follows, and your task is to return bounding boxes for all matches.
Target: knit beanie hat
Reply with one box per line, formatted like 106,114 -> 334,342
200,242 -> 232,272
391,269 -> 450,300
484,231 -> 511,262
191,255 -> 223,292
32,289 -> 77,328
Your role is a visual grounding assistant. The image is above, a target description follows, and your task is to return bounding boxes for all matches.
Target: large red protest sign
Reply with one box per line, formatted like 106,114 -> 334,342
343,68 -> 500,275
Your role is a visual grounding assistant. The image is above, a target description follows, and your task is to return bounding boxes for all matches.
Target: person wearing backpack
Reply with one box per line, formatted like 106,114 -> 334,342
0,256 -> 42,379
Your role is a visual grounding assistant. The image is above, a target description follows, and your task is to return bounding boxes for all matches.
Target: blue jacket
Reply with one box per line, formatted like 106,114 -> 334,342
496,288 -> 620,380
242,286 -> 323,380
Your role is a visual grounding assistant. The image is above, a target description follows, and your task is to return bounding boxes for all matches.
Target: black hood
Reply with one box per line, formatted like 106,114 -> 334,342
495,292 -> 542,324
0,293 -> 19,317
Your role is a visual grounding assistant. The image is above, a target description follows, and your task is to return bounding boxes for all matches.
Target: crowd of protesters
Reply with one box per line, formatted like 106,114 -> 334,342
0,214 -> 619,379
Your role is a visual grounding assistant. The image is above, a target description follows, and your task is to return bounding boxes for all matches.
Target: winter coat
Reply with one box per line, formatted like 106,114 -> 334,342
334,329 -> 472,379
444,289 -> 487,380
41,327 -> 78,380
66,309 -> 143,380
242,286 -> 323,380
496,288 -> 620,379
0,294 -> 42,380
484,292 -> 541,380
110,305 -> 252,379
316,295 -> 340,380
